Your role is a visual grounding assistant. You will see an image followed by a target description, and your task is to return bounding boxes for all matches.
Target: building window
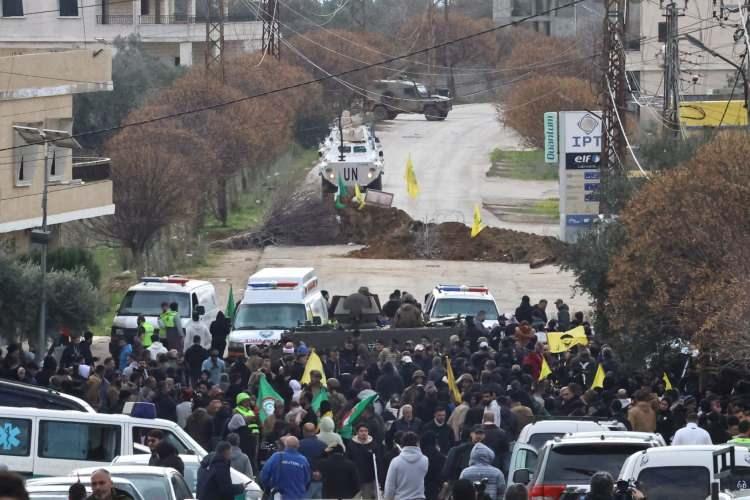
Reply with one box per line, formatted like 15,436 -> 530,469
13,123 -> 40,187
59,0 -> 78,16
625,0 -> 641,50
2,0 -> 24,16
141,0 -> 149,15
45,118 -> 72,182
39,421 -> 120,461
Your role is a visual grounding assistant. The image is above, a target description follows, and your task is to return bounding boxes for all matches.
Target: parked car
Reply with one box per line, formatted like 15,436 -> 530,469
515,431 -> 665,499
508,419 -> 628,487
71,465 -> 194,500
0,378 -> 94,412
113,453 -> 262,499
26,476 -> 145,500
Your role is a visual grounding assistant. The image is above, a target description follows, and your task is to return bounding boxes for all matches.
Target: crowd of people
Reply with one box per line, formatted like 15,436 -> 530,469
2,293 -> 750,500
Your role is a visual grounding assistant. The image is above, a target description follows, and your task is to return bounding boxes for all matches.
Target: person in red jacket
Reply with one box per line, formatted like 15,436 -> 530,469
522,343 -> 545,381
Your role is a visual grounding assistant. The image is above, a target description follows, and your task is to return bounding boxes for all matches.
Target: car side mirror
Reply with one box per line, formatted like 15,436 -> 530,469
513,469 -> 532,485
379,151 -> 384,158
196,305 -> 206,316
313,316 -> 322,326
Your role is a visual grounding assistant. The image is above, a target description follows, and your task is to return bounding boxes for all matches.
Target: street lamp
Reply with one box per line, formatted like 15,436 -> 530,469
13,126 -> 80,362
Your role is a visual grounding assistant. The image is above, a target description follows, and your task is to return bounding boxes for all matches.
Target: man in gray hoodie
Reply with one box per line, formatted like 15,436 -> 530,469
384,432 -> 428,500
459,443 -> 506,500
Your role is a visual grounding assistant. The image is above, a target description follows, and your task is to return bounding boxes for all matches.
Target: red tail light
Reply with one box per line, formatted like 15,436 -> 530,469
530,484 -> 567,500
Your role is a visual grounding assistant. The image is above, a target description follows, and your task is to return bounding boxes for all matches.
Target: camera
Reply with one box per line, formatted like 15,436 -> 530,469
473,478 -> 491,500
613,479 -> 640,500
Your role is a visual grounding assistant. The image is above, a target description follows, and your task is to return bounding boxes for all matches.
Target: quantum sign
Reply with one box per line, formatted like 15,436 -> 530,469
544,112 -> 558,163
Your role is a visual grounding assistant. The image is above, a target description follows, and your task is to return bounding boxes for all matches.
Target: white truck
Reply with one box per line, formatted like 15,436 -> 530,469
319,113 -> 384,194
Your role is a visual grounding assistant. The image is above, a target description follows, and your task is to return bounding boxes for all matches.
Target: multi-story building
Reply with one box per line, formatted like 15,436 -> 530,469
626,0 -> 745,127
0,0 -> 263,66
0,48 -> 114,253
493,0 -> 603,38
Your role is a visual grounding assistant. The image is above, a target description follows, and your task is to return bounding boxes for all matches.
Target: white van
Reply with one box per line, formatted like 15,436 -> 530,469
227,268 -> 328,356
0,406 -> 206,477
618,445 -> 750,500
111,276 -> 219,341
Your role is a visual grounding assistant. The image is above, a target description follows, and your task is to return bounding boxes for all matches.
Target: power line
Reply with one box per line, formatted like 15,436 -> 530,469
0,0 -> 586,153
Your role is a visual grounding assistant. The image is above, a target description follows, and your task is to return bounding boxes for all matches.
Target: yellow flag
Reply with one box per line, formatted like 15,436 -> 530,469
354,183 -> 365,210
591,364 -> 606,389
301,349 -> 327,386
539,356 -> 552,382
663,372 -> 673,391
547,326 -> 589,353
405,155 -> 420,199
471,204 -> 485,238
446,357 -> 461,404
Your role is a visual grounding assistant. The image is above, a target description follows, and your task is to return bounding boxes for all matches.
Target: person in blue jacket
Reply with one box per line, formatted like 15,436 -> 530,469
260,435 -> 311,500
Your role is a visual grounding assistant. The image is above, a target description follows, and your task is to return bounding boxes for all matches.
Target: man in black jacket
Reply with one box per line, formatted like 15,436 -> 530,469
421,406 -> 455,453
347,424 -> 383,499
318,445 -> 360,499
197,442 -> 247,500
442,425 -> 485,482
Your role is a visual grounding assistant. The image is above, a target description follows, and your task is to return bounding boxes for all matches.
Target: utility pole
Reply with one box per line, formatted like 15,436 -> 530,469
205,0 -> 225,81
427,0 -> 436,88
261,0 -> 280,59
600,0 -> 626,215
14,126 -> 79,363
443,0 -> 456,97
662,1 -> 683,137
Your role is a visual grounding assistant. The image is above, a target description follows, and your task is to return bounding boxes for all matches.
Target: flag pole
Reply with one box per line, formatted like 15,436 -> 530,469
372,451 -> 382,500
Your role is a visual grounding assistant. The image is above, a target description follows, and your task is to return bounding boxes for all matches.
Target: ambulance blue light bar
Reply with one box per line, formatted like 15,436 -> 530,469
437,285 -> 489,293
141,276 -> 189,285
248,281 -> 299,290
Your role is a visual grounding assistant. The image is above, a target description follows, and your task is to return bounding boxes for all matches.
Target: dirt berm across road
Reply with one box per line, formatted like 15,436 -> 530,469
212,199 -> 566,266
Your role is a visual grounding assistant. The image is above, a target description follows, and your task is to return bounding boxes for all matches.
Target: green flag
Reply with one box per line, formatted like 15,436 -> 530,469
257,373 -> 284,423
312,387 -> 329,413
339,393 -> 377,439
334,175 -> 348,209
225,285 -> 236,322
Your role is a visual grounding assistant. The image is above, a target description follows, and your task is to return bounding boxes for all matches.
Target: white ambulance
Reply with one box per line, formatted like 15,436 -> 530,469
227,268 -> 328,357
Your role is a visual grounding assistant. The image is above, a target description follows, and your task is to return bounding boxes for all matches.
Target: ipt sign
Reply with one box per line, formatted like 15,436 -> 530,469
565,112 -> 602,152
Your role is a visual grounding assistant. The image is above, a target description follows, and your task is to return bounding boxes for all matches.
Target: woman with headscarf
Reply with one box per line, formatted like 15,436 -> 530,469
210,311 -> 231,357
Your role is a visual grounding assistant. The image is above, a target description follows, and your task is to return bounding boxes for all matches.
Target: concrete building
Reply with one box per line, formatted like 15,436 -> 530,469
626,0 -> 745,126
493,0 -> 603,38
0,49 -> 114,253
0,0 -> 263,66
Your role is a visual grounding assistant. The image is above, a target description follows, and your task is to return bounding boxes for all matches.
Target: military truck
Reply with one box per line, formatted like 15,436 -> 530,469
367,79 -> 452,121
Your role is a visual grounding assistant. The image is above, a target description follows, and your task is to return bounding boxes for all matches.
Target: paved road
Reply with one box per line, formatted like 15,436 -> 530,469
203,246 -> 590,318
377,103 -> 559,236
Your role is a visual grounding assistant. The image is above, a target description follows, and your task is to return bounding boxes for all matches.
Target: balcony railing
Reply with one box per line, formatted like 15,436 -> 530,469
72,157 -> 111,183
96,13 -> 257,24
96,14 -> 134,24
139,14 -> 257,23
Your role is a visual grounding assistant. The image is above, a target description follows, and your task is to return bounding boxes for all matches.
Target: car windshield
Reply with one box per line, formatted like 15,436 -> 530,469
234,303 -> 307,330
432,298 -> 499,320
122,475 -> 171,499
416,84 -> 430,97
636,466 -> 710,500
118,291 -> 191,318
543,444 -> 651,483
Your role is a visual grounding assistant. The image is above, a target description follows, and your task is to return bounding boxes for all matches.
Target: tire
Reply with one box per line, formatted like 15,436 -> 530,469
373,105 -> 389,122
437,108 -> 448,121
369,175 -> 383,191
387,110 -> 399,120
424,104 -> 439,121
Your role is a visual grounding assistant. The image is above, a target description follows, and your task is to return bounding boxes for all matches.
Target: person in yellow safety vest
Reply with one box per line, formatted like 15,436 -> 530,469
137,315 -> 154,348
234,392 -> 260,471
159,302 -> 182,353
728,420 -> 750,447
